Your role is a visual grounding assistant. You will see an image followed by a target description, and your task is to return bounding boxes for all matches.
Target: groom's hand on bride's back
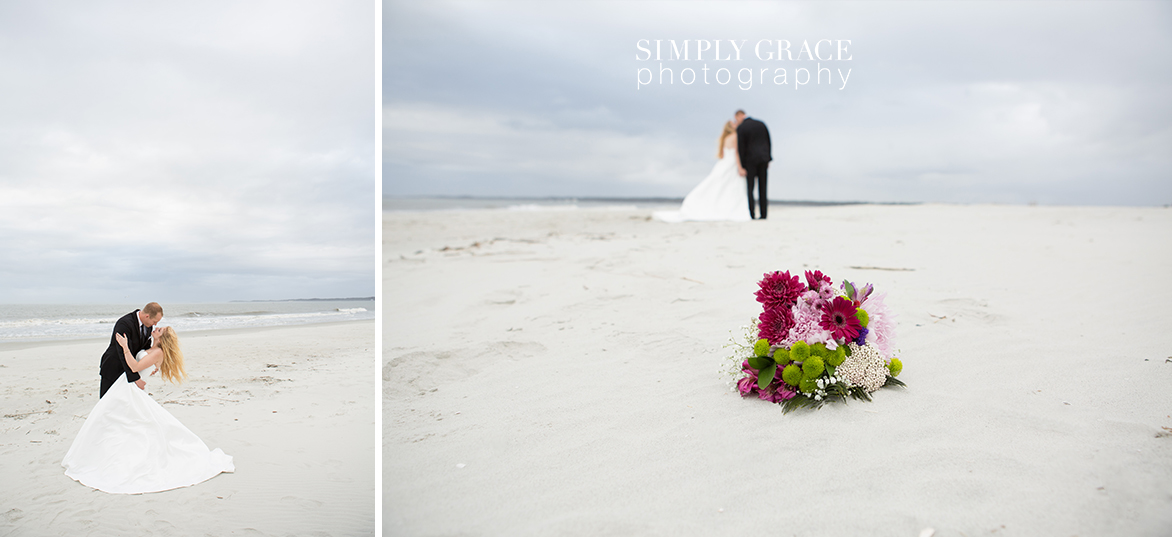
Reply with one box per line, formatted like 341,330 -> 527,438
135,379 -> 146,390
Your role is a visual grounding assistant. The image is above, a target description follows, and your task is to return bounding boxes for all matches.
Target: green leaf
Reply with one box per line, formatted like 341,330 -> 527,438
757,364 -> 777,390
883,376 -> 907,388
844,345 -> 853,356
843,279 -> 856,298
781,395 -> 812,413
779,393 -> 833,413
747,356 -> 773,371
825,364 -> 836,377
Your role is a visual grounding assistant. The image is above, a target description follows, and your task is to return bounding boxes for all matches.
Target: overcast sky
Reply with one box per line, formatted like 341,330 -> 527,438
0,2 -> 374,304
384,0 -> 1171,205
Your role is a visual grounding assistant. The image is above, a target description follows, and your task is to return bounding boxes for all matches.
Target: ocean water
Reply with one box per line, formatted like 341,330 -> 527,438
0,300 -> 374,342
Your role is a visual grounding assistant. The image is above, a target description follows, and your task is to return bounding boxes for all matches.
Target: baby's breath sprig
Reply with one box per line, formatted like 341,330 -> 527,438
719,320 -> 759,390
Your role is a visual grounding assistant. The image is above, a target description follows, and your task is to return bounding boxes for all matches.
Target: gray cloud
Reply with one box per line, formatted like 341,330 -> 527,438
384,0 -> 1172,205
0,1 -> 374,303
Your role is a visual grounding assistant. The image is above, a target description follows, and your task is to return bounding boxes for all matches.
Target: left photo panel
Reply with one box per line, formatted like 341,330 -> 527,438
0,2 -> 376,536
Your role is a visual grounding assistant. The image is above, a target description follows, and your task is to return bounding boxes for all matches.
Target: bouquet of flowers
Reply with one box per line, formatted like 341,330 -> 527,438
725,270 -> 905,412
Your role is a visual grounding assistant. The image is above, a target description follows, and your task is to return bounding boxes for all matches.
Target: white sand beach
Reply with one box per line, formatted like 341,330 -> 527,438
0,321 -> 375,536
385,204 -> 1172,536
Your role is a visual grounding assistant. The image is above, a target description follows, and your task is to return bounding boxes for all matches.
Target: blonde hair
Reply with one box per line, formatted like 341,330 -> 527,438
717,121 -> 736,159
155,327 -> 187,384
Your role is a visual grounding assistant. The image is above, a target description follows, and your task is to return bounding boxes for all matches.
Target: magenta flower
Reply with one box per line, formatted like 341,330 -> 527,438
821,296 -> 862,341
755,271 -> 805,309
759,381 -> 796,403
737,376 -> 759,397
740,357 -> 796,402
758,306 -> 795,345
737,360 -> 760,397
815,281 -> 838,306
805,270 -> 832,291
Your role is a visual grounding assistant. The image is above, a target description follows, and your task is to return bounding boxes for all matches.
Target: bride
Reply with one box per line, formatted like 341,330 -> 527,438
62,326 -> 234,494
654,120 -> 751,222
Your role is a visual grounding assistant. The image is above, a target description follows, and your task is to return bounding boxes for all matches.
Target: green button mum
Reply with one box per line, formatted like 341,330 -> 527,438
773,347 -> 791,366
826,346 -> 846,367
753,338 -> 771,357
802,356 -> 825,377
781,364 -> 802,386
790,341 -> 810,362
888,357 -> 903,377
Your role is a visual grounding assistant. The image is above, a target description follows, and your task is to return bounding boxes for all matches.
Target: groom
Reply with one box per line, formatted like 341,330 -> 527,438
99,302 -> 163,398
734,110 -> 772,219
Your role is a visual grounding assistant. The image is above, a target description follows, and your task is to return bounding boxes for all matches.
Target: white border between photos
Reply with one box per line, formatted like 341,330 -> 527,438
374,0 -> 384,533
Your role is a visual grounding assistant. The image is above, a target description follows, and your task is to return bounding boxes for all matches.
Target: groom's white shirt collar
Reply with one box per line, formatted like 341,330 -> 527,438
136,311 -> 149,342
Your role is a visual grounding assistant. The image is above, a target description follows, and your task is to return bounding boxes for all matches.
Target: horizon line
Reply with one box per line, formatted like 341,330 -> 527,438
228,297 -> 375,303
383,194 -> 906,207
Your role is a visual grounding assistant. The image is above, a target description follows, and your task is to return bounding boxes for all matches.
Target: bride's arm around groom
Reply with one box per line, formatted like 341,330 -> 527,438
115,327 -> 187,384
115,331 -> 158,373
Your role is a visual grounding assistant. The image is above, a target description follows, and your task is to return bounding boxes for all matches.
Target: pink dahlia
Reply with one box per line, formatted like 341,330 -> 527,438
821,296 -> 862,341
755,271 -> 805,309
758,306 -> 795,345
805,270 -> 832,291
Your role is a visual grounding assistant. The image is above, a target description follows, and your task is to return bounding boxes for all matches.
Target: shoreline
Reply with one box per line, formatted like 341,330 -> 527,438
0,319 -> 371,352
384,197 -> 1172,212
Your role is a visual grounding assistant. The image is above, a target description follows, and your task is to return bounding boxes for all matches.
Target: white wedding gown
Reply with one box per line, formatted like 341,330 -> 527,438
63,361 -> 234,494
653,145 -> 751,222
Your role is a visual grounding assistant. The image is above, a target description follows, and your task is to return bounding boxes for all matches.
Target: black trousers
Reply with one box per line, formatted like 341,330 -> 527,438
745,161 -> 769,219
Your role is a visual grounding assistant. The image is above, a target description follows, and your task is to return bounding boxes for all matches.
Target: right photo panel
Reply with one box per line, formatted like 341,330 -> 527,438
384,1 -> 1172,536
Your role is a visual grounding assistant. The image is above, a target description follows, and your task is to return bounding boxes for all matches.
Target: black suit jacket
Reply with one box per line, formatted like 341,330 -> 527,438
99,310 -> 150,397
736,117 -> 772,169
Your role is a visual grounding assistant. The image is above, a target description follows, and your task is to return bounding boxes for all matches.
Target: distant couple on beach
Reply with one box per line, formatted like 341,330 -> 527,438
654,109 -> 772,222
62,303 -> 234,494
